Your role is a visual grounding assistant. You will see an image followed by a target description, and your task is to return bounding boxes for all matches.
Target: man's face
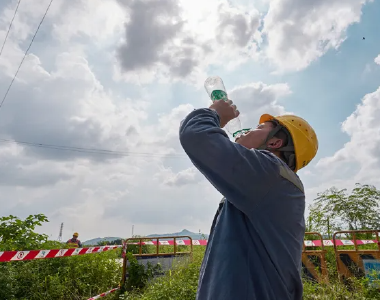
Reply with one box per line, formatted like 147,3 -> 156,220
73,235 -> 77,239
235,121 -> 275,149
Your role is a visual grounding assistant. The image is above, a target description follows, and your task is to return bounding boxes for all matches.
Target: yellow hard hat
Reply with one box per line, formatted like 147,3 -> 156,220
73,232 -> 79,237
259,114 -> 318,172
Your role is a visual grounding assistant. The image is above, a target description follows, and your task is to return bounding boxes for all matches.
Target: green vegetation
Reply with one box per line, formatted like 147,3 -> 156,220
0,214 -> 122,300
0,214 -> 53,251
124,253 -> 163,292
1,183 -> 379,299
121,183 -> 380,300
121,245 -> 380,300
0,251 -> 122,300
307,183 -> 380,237
122,246 -> 204,300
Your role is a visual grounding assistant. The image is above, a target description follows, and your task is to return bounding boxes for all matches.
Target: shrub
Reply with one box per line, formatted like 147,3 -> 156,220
0,249 -> 122,300
0,214 -> 122,300
124,253 -> 163,292
123,246 -> 380,300
122,247 -> 204,300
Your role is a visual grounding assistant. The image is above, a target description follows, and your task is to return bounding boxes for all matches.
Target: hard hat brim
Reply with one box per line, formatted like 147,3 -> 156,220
259,114 -> 275,124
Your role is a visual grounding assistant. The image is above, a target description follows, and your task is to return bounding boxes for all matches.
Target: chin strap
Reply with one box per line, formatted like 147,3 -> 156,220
257,121 -> 296,171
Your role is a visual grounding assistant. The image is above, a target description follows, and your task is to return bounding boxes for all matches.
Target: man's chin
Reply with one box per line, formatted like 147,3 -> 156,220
235,139 -> 261,150
235,138 -> 249,148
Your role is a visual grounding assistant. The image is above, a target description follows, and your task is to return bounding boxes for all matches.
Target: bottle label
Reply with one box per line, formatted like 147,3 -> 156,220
233,128 -> 252,138
211,90 -> 228,101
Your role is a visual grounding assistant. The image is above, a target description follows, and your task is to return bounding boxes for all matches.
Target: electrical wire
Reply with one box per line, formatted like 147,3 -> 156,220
0,0 -> 54,111
0,0 -> 22,57
0,138 -> 187,159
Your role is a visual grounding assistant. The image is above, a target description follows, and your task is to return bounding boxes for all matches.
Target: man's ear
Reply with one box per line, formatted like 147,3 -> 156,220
267,138 -> 283,150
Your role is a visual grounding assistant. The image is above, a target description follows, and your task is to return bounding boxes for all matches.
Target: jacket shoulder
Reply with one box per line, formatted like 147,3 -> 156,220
258,150 -> 304,193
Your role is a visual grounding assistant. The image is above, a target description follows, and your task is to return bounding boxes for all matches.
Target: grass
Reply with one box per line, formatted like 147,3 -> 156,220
121,246 -> 204,300
2,240 -> 377,299
0,249 -> 122,300
121,245 -> 380,300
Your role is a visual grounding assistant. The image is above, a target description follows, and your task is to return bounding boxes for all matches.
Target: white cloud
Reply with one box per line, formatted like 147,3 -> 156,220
229,81 -> 291,127
1,0 -> 377,243
262,0 -> 369,72
114,0 -> 261,84
303,83 -> 380,210
0,51 -> 148,163
160,167 -> 200,187
0,45 -> 291,241
375,54 -> 380,65
113,0 -> 372,81
51,0 -> 125,43
316,85 -> 380,187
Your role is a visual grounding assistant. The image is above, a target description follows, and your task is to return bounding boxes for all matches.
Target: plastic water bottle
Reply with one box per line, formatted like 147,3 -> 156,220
204,76 -> 242,137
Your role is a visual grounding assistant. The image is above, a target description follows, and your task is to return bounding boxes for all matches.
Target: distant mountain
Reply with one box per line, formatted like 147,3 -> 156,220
83,229 -> 209,245
83,237 -> 121,246
146,229 -> 209,240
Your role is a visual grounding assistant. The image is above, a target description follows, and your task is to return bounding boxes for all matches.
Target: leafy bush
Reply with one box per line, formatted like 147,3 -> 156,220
0,214 -> 122,300
122,247 -> 204,300
0,251 -> 122,300
124,253 -> 163,292
0,214 -> 49,251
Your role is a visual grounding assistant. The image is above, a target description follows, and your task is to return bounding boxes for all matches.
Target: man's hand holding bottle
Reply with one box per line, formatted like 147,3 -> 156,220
209,99 -> 240,129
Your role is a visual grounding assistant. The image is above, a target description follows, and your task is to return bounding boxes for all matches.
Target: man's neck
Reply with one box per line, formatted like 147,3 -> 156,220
269,149 -> 289,165
267,149 -> 281,159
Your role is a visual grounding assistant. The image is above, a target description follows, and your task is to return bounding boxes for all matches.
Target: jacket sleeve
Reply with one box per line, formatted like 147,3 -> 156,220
179,108 -> 279,213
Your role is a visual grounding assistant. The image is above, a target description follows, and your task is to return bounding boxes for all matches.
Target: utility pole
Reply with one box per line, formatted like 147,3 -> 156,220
132,225 -> 134,237
57,222 -> 64,241
327,217 -> 330,239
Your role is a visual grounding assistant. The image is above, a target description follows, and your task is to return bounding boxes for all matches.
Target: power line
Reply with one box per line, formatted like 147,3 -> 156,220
0,0 -> 54,111
0,0 -> 22,57
0,137 -> 187,159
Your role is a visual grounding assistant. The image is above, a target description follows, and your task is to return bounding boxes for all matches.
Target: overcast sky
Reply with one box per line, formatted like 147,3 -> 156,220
0,0 -> 379,242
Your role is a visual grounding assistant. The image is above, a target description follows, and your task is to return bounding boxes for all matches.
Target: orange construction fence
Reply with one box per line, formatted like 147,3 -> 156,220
302,232 -> 329,283
333,230 -> 380,283
121,235 -> 193,286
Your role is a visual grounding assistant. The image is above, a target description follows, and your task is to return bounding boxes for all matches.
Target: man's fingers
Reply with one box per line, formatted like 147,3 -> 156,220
229,101 -> 239,117
210,98 -> 239,125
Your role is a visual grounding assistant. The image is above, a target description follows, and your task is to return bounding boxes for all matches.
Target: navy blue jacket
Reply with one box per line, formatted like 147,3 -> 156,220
179,108 -> 305,300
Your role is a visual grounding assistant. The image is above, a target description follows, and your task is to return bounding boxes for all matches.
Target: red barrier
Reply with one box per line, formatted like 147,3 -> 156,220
87,287 -> 120,300
0,245 -> 121,262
